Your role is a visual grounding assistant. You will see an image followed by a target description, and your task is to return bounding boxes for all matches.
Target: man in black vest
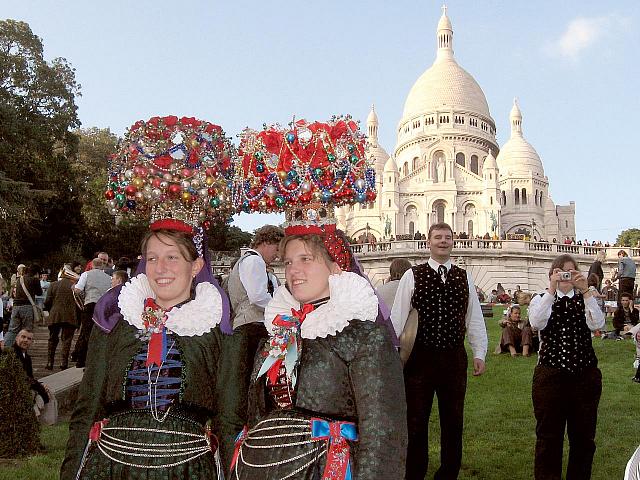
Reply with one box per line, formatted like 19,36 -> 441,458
392,222 -> 488,480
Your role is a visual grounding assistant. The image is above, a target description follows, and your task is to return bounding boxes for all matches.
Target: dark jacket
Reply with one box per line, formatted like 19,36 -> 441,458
612,306 -> 639,332
12,344 -> 49,403
44,278 -> 79,327
13,276 -> 42,306
247,320 -> 407,478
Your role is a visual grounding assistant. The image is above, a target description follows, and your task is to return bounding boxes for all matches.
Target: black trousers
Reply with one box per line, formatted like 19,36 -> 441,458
48,322 -> 76,367
532,365 -> 602,480
72,302 -> 96,368
618,277 -> 635,304
404,346 -> 468,480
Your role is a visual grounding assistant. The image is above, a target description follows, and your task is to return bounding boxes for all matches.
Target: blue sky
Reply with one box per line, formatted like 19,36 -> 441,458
2,0 -> 638,242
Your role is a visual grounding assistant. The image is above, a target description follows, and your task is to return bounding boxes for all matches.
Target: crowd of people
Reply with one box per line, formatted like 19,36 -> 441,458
2,113 -> 637,480
1,225 -> 638,479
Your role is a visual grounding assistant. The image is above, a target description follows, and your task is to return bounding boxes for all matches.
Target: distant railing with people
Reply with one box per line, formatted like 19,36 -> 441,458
349,239 -> 636,259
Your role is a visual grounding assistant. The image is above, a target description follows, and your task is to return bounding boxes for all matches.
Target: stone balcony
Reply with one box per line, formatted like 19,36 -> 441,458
348,240 -> 638,292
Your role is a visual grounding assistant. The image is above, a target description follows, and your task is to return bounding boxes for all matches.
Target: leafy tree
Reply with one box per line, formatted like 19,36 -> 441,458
208,224 -> 253,254
615,228 -> 640,247
0,19 -> 81,263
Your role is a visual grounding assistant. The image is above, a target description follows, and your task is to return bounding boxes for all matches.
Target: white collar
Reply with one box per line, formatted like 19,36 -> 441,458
264,271 -> 378,339
118,273 -> 222,336
428,258 -> 452,272
556,288 -> 575,299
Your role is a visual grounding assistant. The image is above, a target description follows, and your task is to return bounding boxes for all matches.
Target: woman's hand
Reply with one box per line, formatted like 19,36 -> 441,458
549,269 -> 562,295
571,270 -> 588,293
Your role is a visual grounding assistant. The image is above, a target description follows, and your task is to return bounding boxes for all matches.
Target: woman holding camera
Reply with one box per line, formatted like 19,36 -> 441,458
528,254 -> 605,480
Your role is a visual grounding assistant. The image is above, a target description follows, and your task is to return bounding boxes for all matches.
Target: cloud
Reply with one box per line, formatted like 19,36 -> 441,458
547,14 -> 628,60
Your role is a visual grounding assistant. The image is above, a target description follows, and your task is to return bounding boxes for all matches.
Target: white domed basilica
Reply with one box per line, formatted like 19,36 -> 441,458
338,6 -> 576,242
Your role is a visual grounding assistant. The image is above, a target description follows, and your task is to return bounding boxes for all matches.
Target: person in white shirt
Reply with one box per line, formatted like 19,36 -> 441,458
528,254 -> 605,480
391,222 -> 487,480
70,258 -> 112,367
227,225 -> 284,385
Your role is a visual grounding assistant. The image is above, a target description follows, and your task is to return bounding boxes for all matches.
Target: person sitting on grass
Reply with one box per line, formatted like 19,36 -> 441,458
497,304 -> 533,357
629,324 -> 640,383
613,292 -> 639,338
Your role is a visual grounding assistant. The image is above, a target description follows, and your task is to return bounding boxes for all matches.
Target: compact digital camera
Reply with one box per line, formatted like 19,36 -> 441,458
559,271 -> 572,281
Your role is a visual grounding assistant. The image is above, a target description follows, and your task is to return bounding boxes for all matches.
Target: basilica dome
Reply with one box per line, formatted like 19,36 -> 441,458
402,62 -> 491,120
496,100 -> 545,177
401,7 -> 492,122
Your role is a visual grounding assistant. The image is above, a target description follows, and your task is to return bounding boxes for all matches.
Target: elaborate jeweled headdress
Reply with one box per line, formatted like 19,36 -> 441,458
101,115 -> 235,334
105,115 -> 236,234
237,115 -> 376,270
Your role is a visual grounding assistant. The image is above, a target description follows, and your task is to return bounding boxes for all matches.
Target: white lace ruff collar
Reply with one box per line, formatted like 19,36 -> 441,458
118,273 -> 222,336
264,271 -> 378,339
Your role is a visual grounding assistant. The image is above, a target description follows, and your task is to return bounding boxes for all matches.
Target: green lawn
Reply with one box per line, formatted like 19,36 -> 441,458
1,306 -> 636,479
0,422 -> 68,480
443,305 -> 638,479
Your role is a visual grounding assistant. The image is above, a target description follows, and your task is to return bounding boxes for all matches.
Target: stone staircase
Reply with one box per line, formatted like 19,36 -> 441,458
30,323 -> 79,380
29,323 -> 84,417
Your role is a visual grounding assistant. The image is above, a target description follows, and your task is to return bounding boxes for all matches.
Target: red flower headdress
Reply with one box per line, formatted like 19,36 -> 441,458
105,115 -> 236,234
237,115 -> 376,270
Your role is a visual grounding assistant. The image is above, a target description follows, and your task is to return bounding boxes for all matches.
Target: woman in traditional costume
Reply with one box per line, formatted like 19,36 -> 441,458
61,116 -> 247,480
231,117 -> 406,479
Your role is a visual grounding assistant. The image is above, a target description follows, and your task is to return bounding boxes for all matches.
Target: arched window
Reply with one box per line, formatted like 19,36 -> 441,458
539,191 -> 544,207
434,202 -> 446,223
467,220 -> 474,237
522,188 -> 527,205
388,199 -> 391,208
470,155 -> 479,174
409,221 -> 415,236
456,152 -> 465,167
565,220 -> 568,228
490,196 -> 493,205
403,162 -> 408,176
535,189 -> 539,205
514,188 -> 520,205
412,157 -> 419,171
388,176 -> 391,183
502,191 -> 507,206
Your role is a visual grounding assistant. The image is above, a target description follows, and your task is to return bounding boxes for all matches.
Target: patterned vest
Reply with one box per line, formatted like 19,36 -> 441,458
411,263 -> 469,350
539,293 -> 597,373
228,251 -> 267,329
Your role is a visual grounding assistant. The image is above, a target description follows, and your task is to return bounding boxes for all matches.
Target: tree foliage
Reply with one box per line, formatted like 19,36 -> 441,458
0,20 -> 255,270
0,19 -> 81,263
615,228 -> 640,247
208,224 -> 253,253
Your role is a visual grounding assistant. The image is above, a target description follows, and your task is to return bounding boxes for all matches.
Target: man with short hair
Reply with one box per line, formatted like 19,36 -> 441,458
392,222 -> 487,480
13,329 -> 50,404
613,293 -> 639,337
377,258 -> 412,310
615,250 -> 637,304
227,225 -> 284,391
228,225 -> 284,337
71,258 -> 112,367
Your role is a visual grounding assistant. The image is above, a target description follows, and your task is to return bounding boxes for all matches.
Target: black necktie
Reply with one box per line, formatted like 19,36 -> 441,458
267,272 -> 274,296
438,265 -> 447,282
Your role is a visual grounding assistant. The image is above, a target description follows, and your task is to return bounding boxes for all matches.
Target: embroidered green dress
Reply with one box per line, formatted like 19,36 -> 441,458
61,275 -> 247,480
233,272 -> 407,480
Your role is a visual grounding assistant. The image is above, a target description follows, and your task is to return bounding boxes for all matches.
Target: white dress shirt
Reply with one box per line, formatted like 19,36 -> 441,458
390,258 -> 488,361
238,249 -> 272,309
